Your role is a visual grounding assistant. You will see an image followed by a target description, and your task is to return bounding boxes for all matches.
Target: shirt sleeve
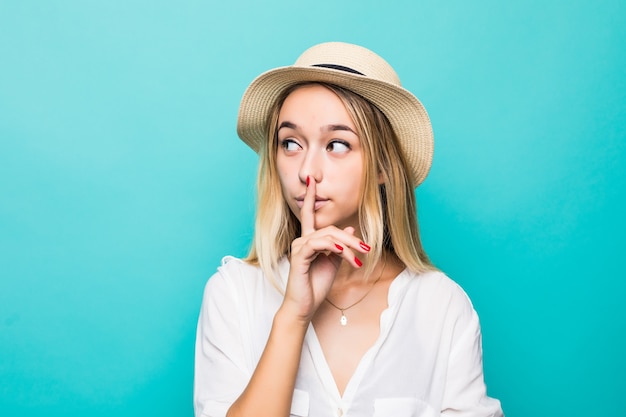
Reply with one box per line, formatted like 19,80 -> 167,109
194,264 -> 251,417
441,292 -> 504,417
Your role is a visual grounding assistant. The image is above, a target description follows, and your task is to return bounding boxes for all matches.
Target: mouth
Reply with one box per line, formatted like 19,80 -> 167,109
295,196 -> 329,211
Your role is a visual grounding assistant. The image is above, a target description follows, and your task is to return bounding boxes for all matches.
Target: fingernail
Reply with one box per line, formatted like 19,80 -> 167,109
354,257 -> 363,267
306,176 -> 310,187
335,244 -> 344,251
359,242 -> 371,251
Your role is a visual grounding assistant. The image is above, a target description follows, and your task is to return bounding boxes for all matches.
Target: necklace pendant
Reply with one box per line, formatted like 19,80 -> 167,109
340,313 -> 347,326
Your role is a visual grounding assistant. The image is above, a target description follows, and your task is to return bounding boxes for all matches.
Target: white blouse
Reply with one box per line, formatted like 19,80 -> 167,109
194,256 -> 503,417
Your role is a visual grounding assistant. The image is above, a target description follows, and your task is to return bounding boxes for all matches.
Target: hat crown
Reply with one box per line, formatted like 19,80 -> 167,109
294,42 -> 401,87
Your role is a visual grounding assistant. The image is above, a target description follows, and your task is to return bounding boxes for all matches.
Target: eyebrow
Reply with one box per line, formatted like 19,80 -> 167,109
278,121 -> 297,130
278,121 -> 357,135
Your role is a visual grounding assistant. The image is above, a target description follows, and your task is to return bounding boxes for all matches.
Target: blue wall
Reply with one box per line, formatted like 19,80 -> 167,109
1,1 -> 624,416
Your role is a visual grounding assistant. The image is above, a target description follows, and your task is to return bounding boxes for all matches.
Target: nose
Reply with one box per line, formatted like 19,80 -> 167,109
298,148 -> 323,185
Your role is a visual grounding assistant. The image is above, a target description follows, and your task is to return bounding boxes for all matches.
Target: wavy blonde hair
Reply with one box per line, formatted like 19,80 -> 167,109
244,82 -> 434,288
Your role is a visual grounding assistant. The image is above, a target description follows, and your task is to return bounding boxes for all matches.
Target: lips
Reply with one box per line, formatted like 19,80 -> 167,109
295,195 -> 329,210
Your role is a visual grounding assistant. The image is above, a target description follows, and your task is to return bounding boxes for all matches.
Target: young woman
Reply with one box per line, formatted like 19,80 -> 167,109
194,42 -> 503,417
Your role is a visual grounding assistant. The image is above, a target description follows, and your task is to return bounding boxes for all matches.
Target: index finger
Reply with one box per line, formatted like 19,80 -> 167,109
300,176 -> 316,236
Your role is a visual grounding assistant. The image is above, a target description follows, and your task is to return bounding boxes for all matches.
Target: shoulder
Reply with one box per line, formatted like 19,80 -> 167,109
216,256 -> 263,281
201,256 -> 286,309
404,269 -> 471,300
202,256 -> 263,299
398,269 -> 476,320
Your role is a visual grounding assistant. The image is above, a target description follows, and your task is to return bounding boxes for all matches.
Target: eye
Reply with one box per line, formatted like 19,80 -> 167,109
326,140 -> 351,153
280,138 -> 301,152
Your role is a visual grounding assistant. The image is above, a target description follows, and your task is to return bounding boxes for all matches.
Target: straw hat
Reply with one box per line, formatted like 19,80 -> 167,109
237,42 -> 434,187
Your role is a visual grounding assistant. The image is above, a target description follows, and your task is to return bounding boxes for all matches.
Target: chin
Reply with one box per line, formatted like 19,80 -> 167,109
316,216 -> 359,231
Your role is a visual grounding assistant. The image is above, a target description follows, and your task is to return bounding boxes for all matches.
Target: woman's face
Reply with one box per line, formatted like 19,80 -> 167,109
275,84 -> 364,231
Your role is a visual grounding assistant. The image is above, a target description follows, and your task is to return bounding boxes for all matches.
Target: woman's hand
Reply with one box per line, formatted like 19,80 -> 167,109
281,177 -> 371,323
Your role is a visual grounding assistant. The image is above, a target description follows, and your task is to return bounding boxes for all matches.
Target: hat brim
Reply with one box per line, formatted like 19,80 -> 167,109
237,65 -> 434,187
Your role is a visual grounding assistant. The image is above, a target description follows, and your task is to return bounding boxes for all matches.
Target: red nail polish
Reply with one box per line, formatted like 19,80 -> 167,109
354,257 -> 363,267
335,244 -> 344,251
359,242 -> 371,251
306,176 -> 310,187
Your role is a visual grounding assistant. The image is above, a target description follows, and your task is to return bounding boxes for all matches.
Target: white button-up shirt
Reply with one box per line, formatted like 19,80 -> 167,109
194,257 -> 503,417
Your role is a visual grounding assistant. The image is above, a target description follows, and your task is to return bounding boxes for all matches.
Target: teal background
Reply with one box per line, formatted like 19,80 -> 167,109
1,0 -> 624,416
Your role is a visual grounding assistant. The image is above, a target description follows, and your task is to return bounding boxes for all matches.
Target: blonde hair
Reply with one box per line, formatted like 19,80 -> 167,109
244,82 -> 434,288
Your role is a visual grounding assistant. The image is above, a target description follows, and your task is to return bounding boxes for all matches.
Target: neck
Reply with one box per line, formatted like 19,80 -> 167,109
334,261 -> 368,283
333,252 -> 394,284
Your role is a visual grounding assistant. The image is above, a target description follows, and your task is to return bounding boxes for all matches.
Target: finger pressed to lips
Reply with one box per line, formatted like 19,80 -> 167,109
300,176 -> 316,235
296,198 -> 329,211
299,177 -> 370,268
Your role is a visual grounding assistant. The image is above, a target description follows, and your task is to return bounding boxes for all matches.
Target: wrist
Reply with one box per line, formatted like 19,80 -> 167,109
275,303 -> 311,331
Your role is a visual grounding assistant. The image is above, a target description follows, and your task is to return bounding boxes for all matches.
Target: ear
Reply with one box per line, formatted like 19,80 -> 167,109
377,170 -> 385,185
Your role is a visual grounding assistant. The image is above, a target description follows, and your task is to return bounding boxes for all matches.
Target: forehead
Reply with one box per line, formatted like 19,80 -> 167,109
277,84 -> 356,128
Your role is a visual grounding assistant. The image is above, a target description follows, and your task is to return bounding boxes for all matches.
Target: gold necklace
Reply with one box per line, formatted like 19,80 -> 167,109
325,259 -> 387,326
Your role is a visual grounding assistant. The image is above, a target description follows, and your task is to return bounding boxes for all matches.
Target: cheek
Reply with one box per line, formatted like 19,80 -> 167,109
275,156 -> 291,179
276,168 -> 291,192
341,160 -> 365,188
276,170 -> 298,210
276,158 -> 300,186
